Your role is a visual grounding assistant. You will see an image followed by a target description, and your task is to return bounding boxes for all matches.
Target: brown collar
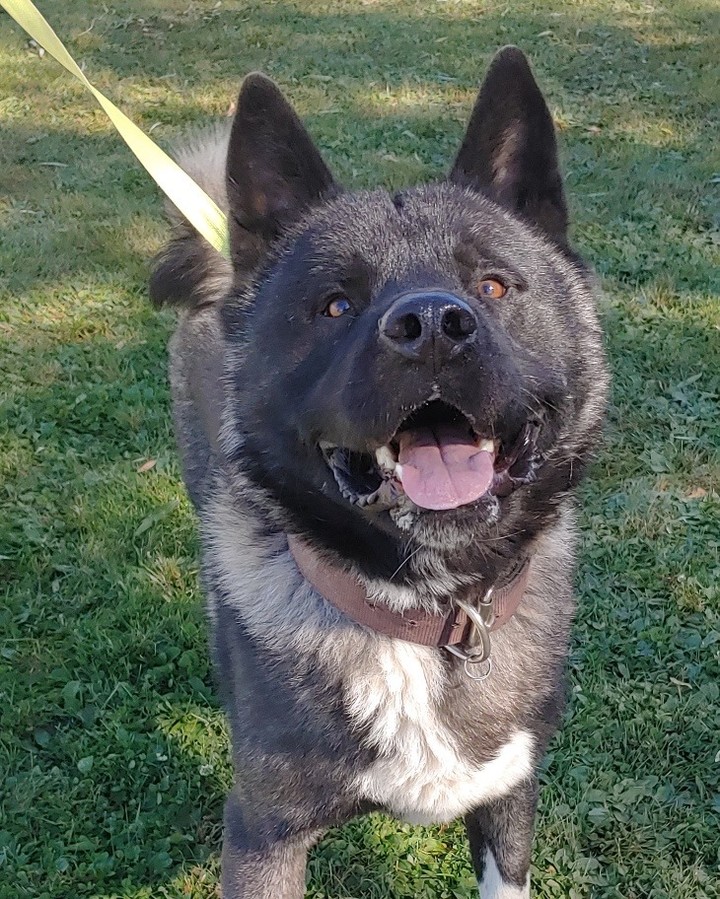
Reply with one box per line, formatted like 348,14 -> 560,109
288,535 -> 530,667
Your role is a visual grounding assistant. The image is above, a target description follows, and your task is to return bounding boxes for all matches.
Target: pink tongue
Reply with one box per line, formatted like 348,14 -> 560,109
397,425 -> 494,511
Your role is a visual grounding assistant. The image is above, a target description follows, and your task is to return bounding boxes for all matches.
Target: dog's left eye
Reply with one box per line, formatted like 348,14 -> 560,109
478,278 -> 508,300
324,296 -> 354,318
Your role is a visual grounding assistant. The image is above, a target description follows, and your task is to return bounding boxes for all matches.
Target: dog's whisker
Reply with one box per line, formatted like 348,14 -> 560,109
388,545 -> 423,582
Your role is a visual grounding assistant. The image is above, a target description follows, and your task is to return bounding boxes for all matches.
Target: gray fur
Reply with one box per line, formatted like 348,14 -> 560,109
149,124 -> 233,310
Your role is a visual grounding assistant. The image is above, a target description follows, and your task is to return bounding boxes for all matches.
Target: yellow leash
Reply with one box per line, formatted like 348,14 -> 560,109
1,0 -> 231,258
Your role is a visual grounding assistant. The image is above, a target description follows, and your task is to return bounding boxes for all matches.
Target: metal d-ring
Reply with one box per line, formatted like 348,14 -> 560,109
463,656 -> 493,681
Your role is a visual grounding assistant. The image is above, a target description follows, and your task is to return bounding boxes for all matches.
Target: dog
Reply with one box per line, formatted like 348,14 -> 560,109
149,46 -> 609,898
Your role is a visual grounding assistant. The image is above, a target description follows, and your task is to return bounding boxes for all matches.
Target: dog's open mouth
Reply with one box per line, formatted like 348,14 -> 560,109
321,400 -> 542,511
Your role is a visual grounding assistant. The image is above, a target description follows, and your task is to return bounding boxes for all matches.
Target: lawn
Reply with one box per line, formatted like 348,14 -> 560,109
0,1 -> 718,897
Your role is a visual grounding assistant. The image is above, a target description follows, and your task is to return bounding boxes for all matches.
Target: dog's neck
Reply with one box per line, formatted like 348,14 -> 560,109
287,534 -> 531,651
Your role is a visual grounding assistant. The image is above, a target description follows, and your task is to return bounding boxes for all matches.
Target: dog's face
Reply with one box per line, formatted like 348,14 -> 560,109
220,48 -> 608,576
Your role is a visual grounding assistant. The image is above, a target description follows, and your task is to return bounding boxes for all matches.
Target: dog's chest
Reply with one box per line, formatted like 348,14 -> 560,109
345,642 -> 534,824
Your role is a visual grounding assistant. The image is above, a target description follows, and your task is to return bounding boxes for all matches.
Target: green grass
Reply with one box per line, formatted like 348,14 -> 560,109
1,1 -> 718,897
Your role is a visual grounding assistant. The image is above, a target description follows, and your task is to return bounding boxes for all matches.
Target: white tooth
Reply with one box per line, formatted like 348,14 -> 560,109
394,463 -> 403,480
477,438 -> 495,453
375,445 -> 396,471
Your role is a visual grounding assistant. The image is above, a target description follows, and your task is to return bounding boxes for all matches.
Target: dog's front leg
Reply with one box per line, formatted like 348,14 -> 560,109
221,794 -> 321,899
221,837 -> 312,899
465,777 -> 538,898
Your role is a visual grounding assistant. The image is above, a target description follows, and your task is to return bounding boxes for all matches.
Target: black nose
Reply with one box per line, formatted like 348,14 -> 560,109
379,290 -> 478,364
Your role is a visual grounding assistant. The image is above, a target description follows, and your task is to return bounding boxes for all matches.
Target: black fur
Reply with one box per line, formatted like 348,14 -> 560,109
150,47 -> 609,898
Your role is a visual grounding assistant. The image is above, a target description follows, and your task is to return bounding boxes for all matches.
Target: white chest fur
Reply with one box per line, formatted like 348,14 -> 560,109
346,641 -> 534,824
205,502 -> 537,825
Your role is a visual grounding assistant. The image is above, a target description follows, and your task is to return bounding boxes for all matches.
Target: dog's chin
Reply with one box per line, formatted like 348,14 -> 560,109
319,399 -> 543,540
388,493 -> 502,551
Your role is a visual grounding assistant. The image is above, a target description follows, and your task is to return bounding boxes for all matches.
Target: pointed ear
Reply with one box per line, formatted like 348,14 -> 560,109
226,73 -> 337,267
450,47 -> 568,244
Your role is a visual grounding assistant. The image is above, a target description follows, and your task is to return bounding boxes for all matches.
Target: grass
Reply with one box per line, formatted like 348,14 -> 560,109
0,1 -> 718,897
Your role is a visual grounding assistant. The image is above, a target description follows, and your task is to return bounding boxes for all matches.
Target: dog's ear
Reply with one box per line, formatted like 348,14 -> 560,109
450,47 -> 568,244
226,73 -> 337,267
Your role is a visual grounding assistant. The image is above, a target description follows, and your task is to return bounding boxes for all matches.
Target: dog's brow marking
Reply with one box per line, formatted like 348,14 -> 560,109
478,849 -> 530,898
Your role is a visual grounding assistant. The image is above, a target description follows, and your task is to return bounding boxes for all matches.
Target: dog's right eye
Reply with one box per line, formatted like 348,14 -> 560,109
324,296 -> 354,318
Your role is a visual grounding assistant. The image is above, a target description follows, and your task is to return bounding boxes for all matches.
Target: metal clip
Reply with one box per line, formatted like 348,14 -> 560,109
444,589 -> 495,681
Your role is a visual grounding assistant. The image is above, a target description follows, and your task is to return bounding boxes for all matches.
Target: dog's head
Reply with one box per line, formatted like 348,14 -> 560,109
218,48 -> 608,579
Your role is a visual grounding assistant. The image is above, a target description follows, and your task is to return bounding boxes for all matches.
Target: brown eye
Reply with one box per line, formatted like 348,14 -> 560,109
325,296 -> 353,318
478,278 -> 507,300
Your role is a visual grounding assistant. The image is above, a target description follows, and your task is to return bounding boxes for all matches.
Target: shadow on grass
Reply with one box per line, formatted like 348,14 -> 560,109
2,0 -> 718,298
3,0 -> 716,100
1,115 -> 716,302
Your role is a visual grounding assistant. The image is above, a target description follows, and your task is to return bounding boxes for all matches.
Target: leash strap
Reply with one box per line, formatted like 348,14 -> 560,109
1,0 -> 230,258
